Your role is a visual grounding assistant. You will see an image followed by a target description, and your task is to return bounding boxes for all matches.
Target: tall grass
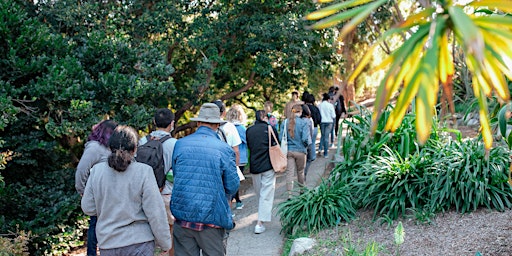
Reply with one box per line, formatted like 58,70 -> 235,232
277,105 -> 512,234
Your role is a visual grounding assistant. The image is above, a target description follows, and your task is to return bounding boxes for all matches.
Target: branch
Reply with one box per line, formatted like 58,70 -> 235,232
12,99 -> 37,115
174,47 -> 226,123
220,71 -> 256,101
236,98 -> 257,113
166,41 -> 179,63
174,121 -> 197,135
175,48 -> 224,118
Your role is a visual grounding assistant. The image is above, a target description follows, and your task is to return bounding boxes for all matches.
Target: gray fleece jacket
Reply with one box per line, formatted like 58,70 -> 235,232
81,161 -> 171,250
75,141 -> 110,195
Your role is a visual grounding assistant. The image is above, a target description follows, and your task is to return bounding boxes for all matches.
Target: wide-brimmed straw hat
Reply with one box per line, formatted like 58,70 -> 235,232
190,103 -> 227,124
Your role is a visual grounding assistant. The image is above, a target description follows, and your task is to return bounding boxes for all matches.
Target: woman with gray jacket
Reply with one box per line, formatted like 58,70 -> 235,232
280,104 -> 311,199
81,125 -> 171,255
75,119 -> 117,256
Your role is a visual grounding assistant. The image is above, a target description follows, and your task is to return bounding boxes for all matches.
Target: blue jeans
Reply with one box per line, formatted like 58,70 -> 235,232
311,126 -> 318,155
330,118 -> 336,144
319,123 -> 333,156
87,216 -> 98,256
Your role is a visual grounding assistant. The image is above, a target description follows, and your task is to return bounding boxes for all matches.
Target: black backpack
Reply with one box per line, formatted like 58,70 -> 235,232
135,135 -> 171,189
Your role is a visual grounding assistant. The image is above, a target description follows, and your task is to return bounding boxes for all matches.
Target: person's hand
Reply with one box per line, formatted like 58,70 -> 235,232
158,250 -> 169,256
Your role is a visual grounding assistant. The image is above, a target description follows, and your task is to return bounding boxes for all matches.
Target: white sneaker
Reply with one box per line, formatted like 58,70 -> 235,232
254,224 -> 266,234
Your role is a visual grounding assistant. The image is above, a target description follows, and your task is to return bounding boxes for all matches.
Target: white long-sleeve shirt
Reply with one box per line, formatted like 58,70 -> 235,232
318,100 -> 336,123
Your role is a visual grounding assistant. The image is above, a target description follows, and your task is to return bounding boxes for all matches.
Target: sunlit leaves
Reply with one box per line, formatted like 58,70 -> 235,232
306,0 -> 512,150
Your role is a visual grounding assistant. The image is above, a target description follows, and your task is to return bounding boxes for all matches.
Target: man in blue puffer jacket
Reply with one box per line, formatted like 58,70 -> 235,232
171,103 -> 239,256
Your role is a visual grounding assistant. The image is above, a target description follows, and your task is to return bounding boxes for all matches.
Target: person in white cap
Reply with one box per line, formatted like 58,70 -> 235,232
171,103 -> 239,256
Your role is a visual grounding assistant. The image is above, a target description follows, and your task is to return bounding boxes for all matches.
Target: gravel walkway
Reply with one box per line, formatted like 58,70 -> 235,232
308,204 -> 512,255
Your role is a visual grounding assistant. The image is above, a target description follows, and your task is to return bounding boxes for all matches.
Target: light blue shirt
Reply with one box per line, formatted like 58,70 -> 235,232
279,116 -> 311,154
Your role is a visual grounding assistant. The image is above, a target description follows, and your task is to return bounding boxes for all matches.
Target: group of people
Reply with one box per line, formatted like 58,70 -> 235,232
279,87 -> 346,198
300,87 -> 347,159
75,88 -> 346,256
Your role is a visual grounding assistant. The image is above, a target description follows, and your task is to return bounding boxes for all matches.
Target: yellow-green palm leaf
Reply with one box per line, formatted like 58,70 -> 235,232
306,0 -> 512,150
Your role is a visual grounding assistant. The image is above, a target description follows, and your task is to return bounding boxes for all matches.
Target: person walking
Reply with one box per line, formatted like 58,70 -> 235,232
75,119 -> 118,256
81,125 -> 171,255
284,91 -> 303,119
333,86 -> 347,137
280,104 -> 311,199
301,104 -> 315,180
138,108 -> 177,256
225,104 -> 248,210
171,103 -> 239,256
264,101 -> 279,131
246,110 -> 278,234
305,94 -> 321,156
212,100 -> 243,214
318,93 -> 336,159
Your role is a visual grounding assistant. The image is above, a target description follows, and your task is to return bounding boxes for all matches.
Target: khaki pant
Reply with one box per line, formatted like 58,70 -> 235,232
251,169 -> 276,222
161,194 -> 174,256
286,151 -> 306,197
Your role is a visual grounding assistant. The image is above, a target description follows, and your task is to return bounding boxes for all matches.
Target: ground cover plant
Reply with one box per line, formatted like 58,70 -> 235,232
277,105 -> 512,237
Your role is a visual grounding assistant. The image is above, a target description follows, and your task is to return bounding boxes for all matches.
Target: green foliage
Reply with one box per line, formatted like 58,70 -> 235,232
356,145 -> 434,220
428,139 -> 512,213
0,168 -> 85,255
0,229 -> 30,256
329,106 -> 512,222
394,221 -> 404,255
277,180 -> 356,235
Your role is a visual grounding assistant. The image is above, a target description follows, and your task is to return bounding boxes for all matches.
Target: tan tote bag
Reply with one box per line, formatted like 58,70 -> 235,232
268,125 -> 287,173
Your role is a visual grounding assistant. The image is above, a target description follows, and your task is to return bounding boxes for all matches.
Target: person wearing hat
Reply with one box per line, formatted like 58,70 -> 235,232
211,100 -> 244,212
170,103 -> 239,256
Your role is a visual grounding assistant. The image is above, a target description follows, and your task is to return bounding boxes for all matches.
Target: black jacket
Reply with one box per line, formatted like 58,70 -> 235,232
307,103 -> 321,127
246,120 -> 278,174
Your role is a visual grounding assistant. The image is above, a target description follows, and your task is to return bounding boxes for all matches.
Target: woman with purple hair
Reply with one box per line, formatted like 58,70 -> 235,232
75,119 -> 118,256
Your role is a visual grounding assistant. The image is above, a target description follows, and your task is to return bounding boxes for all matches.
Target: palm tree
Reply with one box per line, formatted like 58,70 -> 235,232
306,0 -> 512,150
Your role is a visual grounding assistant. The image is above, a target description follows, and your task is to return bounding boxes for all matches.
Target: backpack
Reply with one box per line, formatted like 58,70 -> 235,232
135,135 -> 171,189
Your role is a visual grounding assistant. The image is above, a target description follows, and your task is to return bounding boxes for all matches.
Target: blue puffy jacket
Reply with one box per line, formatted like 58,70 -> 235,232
171,126 -> 239,230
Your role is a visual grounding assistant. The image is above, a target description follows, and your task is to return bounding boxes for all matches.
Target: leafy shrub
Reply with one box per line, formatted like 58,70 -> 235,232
428,139 -> 512,213
277,181 -> 356,235
328,105 -> 512,223
0,168 -> 86,255
356,145 -> 436,220
0,229 -> 30,256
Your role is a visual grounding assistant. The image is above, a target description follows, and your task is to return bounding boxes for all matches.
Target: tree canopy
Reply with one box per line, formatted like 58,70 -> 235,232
0,0 -> 337,253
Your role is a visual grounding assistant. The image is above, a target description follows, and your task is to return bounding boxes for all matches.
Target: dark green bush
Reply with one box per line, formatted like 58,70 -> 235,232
357,145 -> 436,220
0,167 -> 86,255
277,181 -> 356,235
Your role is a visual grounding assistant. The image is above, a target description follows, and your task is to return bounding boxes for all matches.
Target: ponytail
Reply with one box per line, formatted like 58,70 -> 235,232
107,125 -> 138,172
288,104 -> 303,139
108,149 -> 133,172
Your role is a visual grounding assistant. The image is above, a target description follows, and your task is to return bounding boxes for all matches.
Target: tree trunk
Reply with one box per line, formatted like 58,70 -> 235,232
337,29 -> 356,106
